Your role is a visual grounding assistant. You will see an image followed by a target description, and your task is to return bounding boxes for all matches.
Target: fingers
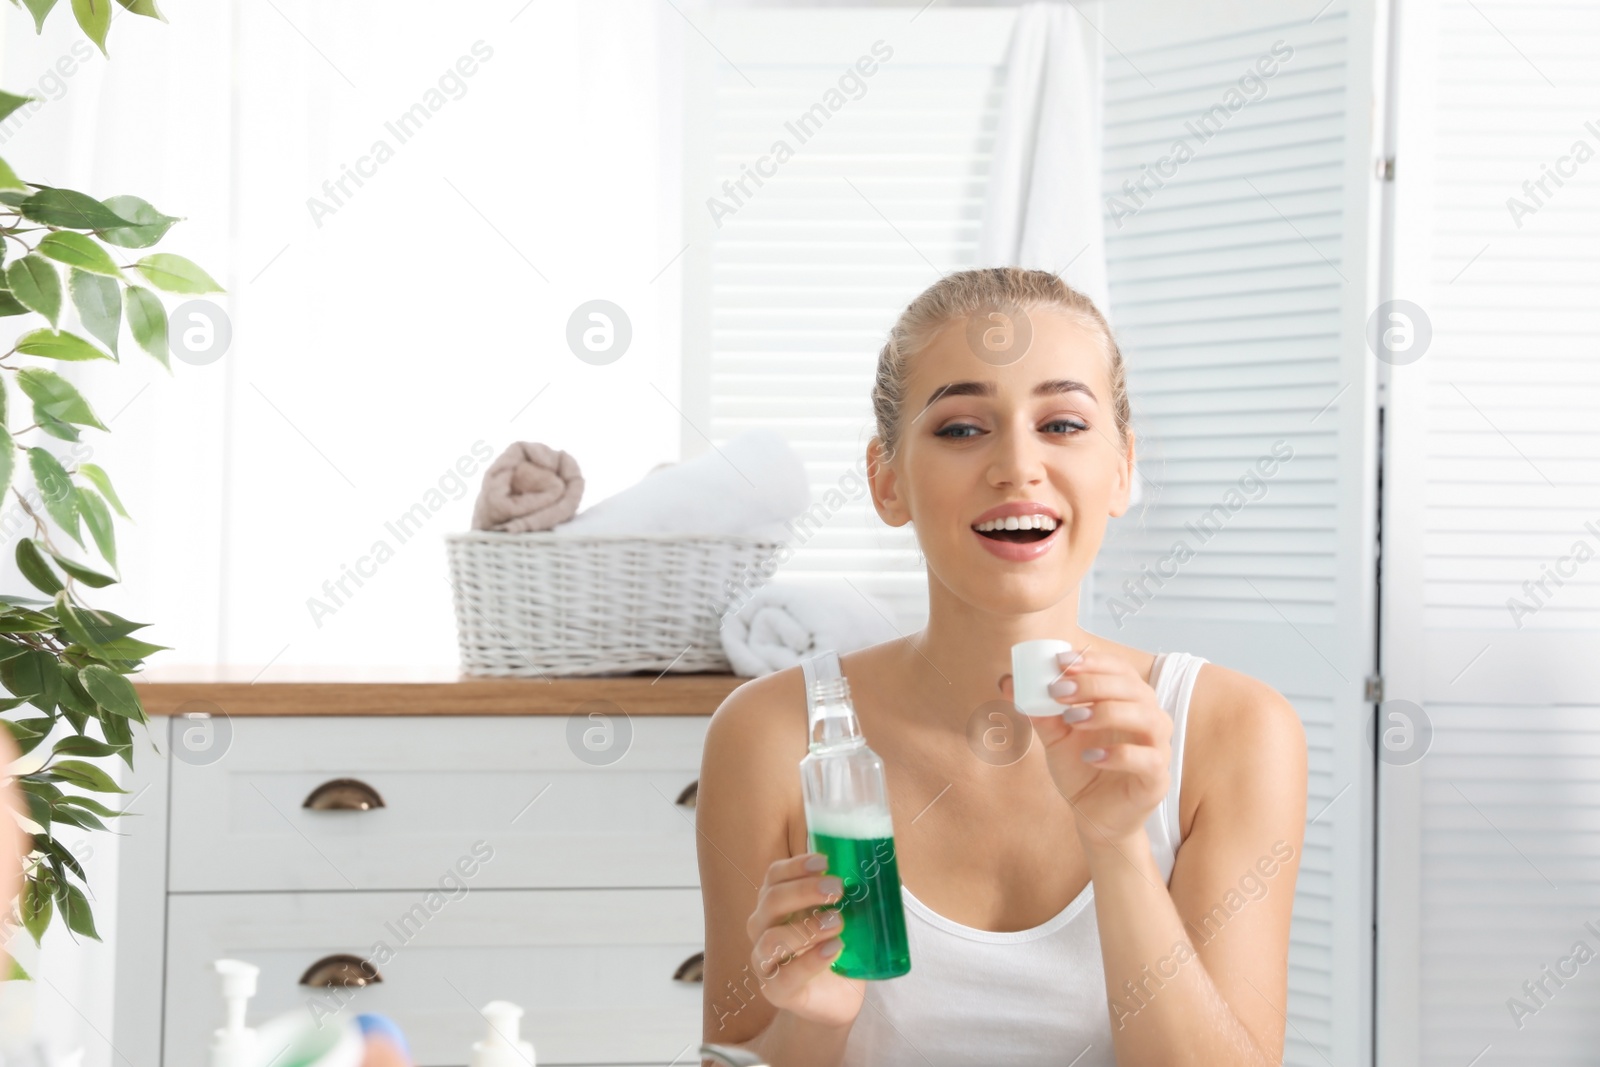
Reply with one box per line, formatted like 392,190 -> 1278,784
752,926 -> 844,1002
747,854 -> 840,941
1060,699 -> 1171,745
749,894 -> 845,1004
746,852 -> 844,996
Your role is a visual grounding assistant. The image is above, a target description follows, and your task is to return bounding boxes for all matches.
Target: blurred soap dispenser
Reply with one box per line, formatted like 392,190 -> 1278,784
470,1001 -> 535,1067
209,960 -> 260,1067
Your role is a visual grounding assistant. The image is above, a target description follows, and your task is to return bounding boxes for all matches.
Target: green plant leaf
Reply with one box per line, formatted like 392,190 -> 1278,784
0,92 -> 32,126
2,717 -> 47,758
15,329 -> 112,362
70,0 -> 110,56
0,426 -> 13,504
0,156 -> 27,193
17,368 -> 106,431
68,269 -> 120,357
63,604 -> 142,643
78,664 -> 142,720
76,487 -> 115,570
9,717 -> 53,739
0,610 -> 53,634
7,956 -> 30,982
39,233 -> 121,278
59,881 -> 99,940
53,662 -> 95,716
122,285 -> 167,368
87,634 -> 165,661
47,803 -> 106,832
50,734 -> 123,760
0,291 -> 30,317
0,647 -> 53,698
100,709 -> 132,764
55,792 -> 118,820
34,413 -> 78,442
19,0 -> 58,33
6,256 -> 61,327
76,463 -> 128,519
96,195 -> 178,249
19,187 -> 133,230
27,448 -> 81,547
53,591 -> 98,649
113,0 -> 162,18
15,539 -> 63,596
44,547 -> 113,587
21,875 -> 52,944
133,253 -> 221,294
44,759 -> 124,795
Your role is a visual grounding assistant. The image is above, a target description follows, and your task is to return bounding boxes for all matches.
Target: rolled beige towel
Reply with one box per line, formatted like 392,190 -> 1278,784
471,442 -> 585,533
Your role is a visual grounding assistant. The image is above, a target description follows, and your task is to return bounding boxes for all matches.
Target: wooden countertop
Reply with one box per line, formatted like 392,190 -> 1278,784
132,673 -> 749,717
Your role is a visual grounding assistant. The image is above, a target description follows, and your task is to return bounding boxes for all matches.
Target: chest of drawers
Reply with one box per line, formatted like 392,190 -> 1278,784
114,678 -> 738,1066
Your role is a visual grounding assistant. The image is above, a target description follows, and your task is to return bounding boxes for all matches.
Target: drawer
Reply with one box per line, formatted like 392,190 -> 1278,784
164,888 -> 706,1066
168,715 -> 708,892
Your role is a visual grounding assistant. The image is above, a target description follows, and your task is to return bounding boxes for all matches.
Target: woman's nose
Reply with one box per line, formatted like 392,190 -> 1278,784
987,423 -> 1046,487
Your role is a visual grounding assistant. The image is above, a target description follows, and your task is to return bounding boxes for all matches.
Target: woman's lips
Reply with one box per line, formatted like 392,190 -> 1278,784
971,523 -> 1061,562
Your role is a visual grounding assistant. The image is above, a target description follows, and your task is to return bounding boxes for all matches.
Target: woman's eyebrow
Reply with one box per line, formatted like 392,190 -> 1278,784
922,378 -> 1098,410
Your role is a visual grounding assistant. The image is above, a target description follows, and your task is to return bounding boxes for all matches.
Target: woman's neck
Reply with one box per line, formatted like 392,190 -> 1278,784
891,579 -> 1097,731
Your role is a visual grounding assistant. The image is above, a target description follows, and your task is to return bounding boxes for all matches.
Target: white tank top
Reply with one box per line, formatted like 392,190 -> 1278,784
829,649 -> 1208,1067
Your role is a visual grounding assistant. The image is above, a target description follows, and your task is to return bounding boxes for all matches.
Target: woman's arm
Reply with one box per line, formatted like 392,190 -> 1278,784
1088,666 -> 1307,1065
697,673 -> 862,1066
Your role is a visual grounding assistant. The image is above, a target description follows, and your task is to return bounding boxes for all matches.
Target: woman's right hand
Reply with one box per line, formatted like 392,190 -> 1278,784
746,852 -> 865,1030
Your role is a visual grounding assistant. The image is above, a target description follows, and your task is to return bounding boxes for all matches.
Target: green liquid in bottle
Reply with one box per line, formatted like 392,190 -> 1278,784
808,828 -> 911,980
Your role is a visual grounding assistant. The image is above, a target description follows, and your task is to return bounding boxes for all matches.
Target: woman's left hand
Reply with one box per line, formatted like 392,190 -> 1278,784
1000,647 -> 1172,846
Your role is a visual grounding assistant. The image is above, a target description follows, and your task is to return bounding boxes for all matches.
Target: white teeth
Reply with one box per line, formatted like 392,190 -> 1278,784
974,514 -> 1057,532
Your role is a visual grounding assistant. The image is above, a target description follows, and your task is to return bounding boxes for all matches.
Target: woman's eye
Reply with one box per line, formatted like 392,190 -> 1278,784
1046,418 -> 1088,434
935,423 -> 981,438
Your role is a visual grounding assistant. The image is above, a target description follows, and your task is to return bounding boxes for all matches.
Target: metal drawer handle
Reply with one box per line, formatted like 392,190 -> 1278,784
298,954 -> 382,988
302,778 -> 386,812
673,950 -> 704,982
700,1044 -> 768,1066
676,779 -> 699,809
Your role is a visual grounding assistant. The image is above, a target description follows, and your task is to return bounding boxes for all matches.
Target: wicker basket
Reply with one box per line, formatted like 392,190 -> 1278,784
445,531 -> 784,677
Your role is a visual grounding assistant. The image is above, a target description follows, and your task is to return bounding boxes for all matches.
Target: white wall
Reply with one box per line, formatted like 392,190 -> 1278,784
0,2 -> 685,1060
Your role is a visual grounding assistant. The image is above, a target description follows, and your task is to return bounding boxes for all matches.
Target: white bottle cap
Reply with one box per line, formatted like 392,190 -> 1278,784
1010,639 -> 1074,717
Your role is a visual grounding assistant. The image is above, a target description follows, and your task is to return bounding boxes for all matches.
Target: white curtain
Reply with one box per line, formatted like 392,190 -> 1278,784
977,1 -> 1109,318
975,0 -> 1126,519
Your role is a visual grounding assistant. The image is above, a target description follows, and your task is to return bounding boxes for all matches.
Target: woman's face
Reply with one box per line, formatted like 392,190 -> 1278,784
869,305 -> 1135,615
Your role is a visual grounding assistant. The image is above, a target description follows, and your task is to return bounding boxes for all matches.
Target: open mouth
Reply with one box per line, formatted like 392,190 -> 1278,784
972,517 -> 1057,543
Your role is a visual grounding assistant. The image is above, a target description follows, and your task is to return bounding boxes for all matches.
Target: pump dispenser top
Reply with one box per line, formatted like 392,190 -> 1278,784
471,1000 -> 536,1067
209,959 -> 260,1067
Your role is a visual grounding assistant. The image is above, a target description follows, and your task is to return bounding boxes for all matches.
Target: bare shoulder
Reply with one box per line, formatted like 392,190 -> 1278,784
700,666 -> 811,849
1184,661 -> 1308,820
705,665 -> 810,764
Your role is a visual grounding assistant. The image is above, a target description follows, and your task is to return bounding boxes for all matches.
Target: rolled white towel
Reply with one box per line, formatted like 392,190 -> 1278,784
720,580 -> 903,678
552,427 -> 809,539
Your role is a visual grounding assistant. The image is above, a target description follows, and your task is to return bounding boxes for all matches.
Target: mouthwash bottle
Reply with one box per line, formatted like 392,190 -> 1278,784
799,651 -> 911,981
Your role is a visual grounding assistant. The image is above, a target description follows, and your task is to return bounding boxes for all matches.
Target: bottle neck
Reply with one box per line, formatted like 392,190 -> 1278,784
808,677 -> 863,750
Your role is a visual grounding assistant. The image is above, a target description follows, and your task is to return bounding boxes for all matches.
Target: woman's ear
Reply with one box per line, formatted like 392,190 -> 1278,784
867,438 -> 910,528
1109,427 -> 1136,519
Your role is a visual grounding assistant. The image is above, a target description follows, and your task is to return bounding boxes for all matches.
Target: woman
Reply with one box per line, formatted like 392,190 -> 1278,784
697,267 -> 1307,1065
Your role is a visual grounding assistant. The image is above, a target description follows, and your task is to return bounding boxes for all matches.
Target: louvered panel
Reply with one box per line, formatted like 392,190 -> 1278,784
1381,1 -> 1600,1064
686,11 -> 1015,630
1096,4 -> 1377,1065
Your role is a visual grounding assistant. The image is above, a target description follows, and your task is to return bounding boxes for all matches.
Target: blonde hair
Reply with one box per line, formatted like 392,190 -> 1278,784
869,266 -> 1130,466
